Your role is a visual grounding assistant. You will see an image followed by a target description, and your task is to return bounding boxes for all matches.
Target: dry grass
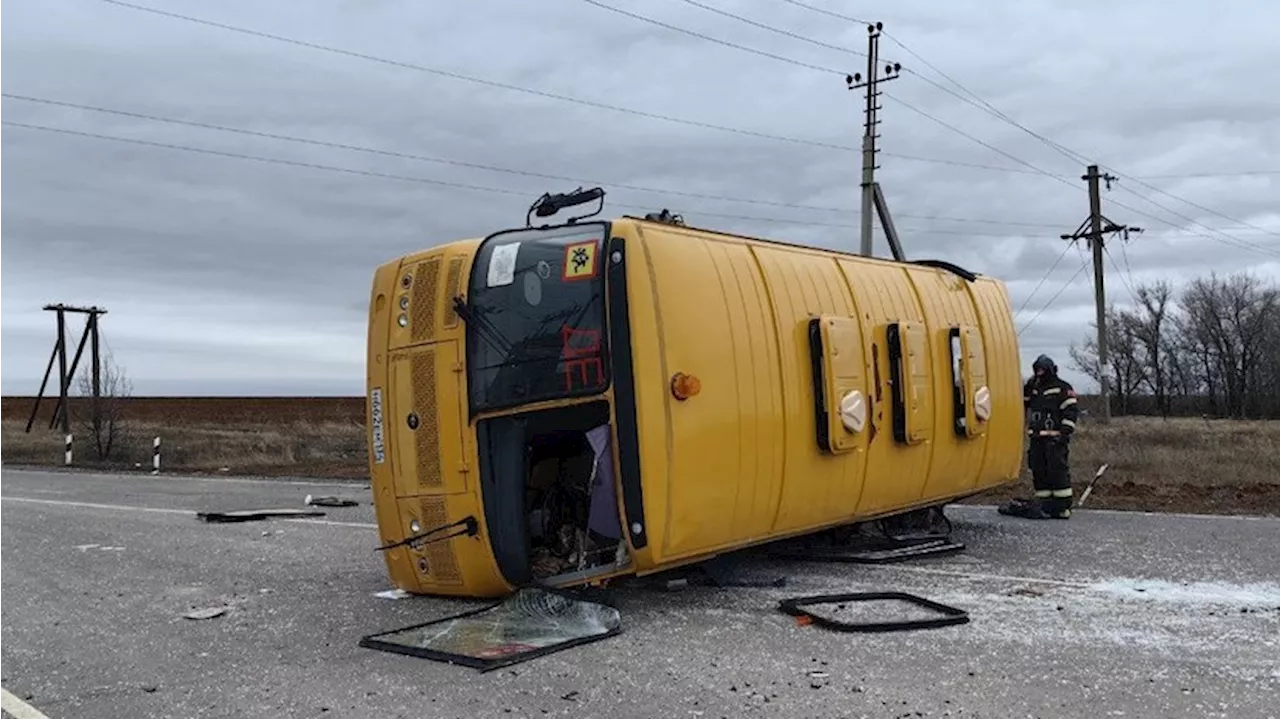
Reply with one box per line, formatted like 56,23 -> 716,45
963,416 -> 1280,515
4,397 -> 1279,514
1,419 -> 368,479
1066,416 -> 1280,487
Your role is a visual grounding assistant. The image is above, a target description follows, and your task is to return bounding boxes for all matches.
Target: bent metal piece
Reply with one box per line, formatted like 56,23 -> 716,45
770,536 -> 965,565
778,591 -> 970,633
196,509 -> 326,523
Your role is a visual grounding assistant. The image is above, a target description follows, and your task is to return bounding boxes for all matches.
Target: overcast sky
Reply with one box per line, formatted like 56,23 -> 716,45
3,0 -> 1278,396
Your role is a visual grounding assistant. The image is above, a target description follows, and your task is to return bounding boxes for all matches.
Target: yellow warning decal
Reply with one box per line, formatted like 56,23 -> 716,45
562,240 -> 599,281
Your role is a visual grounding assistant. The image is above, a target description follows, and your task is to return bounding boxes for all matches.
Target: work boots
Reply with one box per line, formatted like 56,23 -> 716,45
1042,495 -> 1072,519
997,497 -> 1048,519
997,496 -> 1071,520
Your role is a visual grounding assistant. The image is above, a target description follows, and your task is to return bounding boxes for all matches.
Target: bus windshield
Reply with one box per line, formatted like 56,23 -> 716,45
464,223 -> 610,414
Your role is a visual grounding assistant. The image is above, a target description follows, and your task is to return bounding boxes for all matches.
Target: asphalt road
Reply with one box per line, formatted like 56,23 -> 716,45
2,468 -> 1278,719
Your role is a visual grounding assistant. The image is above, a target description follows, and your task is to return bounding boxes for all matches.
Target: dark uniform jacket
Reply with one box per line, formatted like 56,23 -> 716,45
1023,375 -> 1080,438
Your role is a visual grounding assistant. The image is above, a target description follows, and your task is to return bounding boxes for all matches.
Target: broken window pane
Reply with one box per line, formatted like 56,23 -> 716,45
359,587 -> 622,671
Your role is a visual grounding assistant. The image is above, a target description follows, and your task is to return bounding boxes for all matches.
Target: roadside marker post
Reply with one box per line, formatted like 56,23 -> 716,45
152,436 -> 161,474
64,434 -> 73,466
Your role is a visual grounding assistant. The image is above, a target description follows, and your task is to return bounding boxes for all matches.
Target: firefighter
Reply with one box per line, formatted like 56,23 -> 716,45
999,354 -> 1079,519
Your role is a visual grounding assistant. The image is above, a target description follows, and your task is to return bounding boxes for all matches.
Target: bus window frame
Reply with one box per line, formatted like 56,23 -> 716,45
462,220 -> 614,420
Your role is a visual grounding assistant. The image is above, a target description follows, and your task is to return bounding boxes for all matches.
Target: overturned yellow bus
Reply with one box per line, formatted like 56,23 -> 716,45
365,188 -> 1024,598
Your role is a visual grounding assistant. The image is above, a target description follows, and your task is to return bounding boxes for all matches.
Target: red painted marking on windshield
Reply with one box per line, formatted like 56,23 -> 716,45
561,325 -> 604,391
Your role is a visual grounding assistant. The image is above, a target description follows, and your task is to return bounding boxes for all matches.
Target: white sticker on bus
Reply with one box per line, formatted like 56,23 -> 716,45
487,242 -> 520,287
370,387 -> 386,464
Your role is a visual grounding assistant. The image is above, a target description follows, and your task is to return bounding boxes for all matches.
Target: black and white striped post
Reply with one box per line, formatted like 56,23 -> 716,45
152,436 -> 161,474
64,433 -> 73,466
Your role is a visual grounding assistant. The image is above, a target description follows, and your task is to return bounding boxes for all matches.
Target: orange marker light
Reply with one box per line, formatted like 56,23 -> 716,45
670,372 -> 701,400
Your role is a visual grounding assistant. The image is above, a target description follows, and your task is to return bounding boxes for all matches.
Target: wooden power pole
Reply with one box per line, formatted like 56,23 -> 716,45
846,22 -> 905,261
26,304 -> 108,434
1060,165 -> 1141,424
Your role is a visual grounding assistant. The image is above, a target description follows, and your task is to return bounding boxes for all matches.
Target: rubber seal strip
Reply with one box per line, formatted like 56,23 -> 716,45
778,591 -> 970,633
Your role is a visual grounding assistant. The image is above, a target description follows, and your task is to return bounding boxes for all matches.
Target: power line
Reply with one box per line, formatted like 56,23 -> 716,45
777,0 -> 870,25
91,0 -> 1280,256
96,0 -> 856,152
0,93 -> 1066,230
883,153 -> 1041,174
1014,241 -> 1075,317
592,2 -> 1280,258
1107,184 -> 1278,256
0,119 -> 1055,239
1017,259 -> 1090,336
606,0 -> 1070,182
769,3 -> 1278,252
1103,243 -> 1140,309
889,90 -> 1279,257
2,120 -> 532,196
96,0 -> 1044,176
885,93 -> 1080,189
675,0 -> 871,59
776,0 -> 1093,170
1132,170 -> 1280,179
592,0 -> 1084,187
2,92 -> 849,214
1101,166 -> 1280,239
1119,239 -> 1139,292
578,0 -> 849,75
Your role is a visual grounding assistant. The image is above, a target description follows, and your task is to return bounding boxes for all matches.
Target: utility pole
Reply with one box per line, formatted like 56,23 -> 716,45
1060,165 -> 1142,424
26,304 -> 108,434
846,22 -> 904,260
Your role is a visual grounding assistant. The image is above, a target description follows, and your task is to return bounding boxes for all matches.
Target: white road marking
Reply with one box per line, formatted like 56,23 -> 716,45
0,496 -> 192,516
868,564 -> 1093,588
0,496 -> 377,528
1,687 -> 52,719
291,518 -> 378,529
955,503 -> 1275,522
3,466 -> 370,489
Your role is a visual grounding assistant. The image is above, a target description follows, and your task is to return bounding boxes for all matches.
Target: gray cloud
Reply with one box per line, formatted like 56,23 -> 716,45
3,0 -> 1278,395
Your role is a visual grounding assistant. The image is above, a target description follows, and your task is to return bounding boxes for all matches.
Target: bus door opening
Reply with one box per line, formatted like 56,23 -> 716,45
464,222 -> 630,585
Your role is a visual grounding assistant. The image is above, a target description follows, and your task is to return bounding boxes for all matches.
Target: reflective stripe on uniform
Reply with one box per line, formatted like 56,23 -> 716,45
1051,488 -> 1074,498
1060,397 -> 1078,409
1043,387 -> 1062,395
1061,418 -> 1076,428
1035,490 -> 1053,498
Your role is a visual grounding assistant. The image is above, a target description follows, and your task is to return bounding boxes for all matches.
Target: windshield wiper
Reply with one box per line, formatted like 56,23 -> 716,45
452,296 -> 513,354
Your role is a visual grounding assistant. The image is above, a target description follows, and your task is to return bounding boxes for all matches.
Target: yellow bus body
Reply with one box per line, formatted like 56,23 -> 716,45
365,215 -> 1023,598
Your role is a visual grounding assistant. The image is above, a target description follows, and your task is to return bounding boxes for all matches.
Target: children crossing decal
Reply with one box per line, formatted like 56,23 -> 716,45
562,240 -> 599,281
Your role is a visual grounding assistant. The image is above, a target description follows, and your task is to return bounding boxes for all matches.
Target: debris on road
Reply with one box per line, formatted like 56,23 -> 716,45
373,588 -> 411,600
778,591 -> 970,633
771,535 -> 964,564
767,507 -> 965,565
359,587 -> 622,672
196,509 -> 326,523
304,494 -> 359,507
632,556 -> 787,591
183,606 -> 229,621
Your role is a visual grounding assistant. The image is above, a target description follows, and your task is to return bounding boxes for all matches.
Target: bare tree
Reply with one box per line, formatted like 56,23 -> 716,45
74,349 -> 134,461
1068,270 -> 1280,419
1131,280 -> 1175,417
1068,305 -> 1147,415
